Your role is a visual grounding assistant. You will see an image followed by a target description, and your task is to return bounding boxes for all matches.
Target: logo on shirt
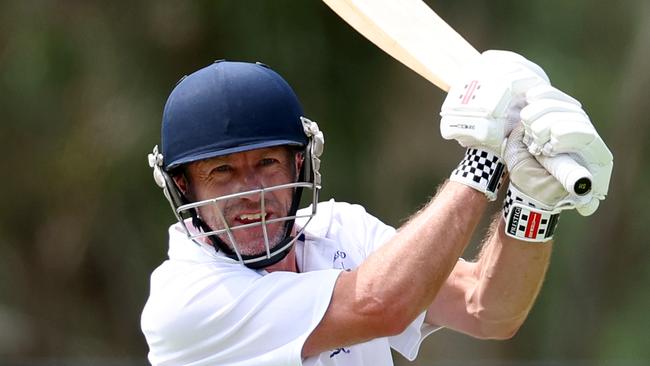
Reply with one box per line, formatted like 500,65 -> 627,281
332,251 -> 350,271
330,347 -> 351,358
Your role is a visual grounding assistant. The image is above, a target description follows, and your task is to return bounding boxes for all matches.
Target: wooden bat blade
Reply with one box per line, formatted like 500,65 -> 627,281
322,0 -> 480,91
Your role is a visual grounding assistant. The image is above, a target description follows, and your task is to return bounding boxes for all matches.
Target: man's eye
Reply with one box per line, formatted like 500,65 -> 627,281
213,165 -> 232,173
260,158 -> 279,166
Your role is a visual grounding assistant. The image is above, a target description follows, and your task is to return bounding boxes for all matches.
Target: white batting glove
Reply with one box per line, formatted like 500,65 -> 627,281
443,50 -> 549,201
502,126 -> 570,242
520,85 -> 613,216
441,50 -> 550,155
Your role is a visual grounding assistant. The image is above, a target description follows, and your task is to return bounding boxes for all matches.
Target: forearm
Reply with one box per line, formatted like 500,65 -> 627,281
468,215 -> 552,333
303,181 -> 490,357
356,181 -> 488,327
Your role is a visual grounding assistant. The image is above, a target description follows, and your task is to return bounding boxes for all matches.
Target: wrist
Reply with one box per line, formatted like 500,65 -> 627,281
450,148 -> 506,201
503,184 -> 561,242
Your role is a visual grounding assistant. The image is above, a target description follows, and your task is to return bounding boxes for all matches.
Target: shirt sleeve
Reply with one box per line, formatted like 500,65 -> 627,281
141,262 -> 342,366
325,201 -> 397,258
361,211 -> 397,256
388,312 -> 444,361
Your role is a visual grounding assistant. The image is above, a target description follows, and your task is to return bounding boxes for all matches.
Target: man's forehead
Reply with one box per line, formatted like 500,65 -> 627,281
195,146 -> 292,165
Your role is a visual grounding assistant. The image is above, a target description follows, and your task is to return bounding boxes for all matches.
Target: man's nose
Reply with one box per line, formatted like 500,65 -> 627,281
236,168 -> 264,198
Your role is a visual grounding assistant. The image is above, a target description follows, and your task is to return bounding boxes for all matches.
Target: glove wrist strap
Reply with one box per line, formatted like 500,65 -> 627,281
450,148 -> 506,201
503,184 -> 561,242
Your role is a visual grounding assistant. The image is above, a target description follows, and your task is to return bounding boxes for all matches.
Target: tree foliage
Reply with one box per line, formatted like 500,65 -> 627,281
0,0 -> 647,363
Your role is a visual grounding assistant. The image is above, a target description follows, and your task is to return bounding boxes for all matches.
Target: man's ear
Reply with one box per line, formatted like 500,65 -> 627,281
294,152 -> 305,180
172,174 -> 189,195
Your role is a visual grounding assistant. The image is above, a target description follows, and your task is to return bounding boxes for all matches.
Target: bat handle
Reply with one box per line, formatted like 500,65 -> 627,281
536,154 -> 592,196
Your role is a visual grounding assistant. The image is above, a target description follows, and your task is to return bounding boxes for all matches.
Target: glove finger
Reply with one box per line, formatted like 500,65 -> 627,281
478,51 -> 550,98
522,110 -> 591,154
590,159 -> 613,198
482,50 -> 550,84
521,86 -> 589,155
543,121 -> 597,155
578,136 -> 614,198
521,99 -> 587,125
579,133 -> 613,165
526,84 -> 582,106
548,126 -> 613,165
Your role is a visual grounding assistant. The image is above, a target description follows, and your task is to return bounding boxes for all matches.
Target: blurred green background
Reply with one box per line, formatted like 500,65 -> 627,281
1,0 -> 648,364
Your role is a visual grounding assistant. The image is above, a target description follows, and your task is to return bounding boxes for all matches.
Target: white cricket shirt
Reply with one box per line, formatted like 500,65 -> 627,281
141,199 -> 441,365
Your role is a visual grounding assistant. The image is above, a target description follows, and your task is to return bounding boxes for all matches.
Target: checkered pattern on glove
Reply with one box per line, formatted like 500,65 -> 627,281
503,184 -> 561,242
450,148 -> 506,201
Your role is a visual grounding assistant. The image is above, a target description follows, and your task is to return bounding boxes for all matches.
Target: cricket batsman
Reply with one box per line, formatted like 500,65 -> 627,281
141,52 -> 613,365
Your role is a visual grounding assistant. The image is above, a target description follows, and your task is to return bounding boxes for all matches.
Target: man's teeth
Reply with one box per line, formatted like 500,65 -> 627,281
238,213 -> 267,221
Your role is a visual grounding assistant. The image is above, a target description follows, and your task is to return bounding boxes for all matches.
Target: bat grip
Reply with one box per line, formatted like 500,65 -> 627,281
536,154 -> 592,196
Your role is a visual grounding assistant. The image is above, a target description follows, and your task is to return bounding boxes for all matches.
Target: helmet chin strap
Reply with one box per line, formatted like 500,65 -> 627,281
189,185 -> 304,270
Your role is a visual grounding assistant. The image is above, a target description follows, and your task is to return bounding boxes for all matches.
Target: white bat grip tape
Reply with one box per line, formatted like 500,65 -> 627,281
536,154 -> 592,196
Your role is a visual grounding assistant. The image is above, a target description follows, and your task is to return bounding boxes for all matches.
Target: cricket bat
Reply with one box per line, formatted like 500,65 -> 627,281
322,0 -> 592,196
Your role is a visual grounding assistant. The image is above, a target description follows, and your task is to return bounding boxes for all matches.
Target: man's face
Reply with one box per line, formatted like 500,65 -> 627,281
178,146 -> 302,256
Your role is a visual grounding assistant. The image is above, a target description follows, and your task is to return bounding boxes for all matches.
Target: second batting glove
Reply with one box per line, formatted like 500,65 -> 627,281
520,85 -> 613,216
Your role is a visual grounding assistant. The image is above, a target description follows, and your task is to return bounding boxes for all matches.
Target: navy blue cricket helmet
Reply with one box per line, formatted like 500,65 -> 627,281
161,60 -> 309,171
148,60 -> 324,269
